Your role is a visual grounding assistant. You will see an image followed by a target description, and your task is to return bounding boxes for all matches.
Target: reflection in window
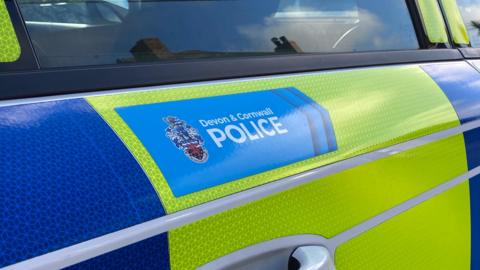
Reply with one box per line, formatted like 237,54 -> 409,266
457,0 -> 480,47
275,0 -> 359,19
17,0 -> 418,68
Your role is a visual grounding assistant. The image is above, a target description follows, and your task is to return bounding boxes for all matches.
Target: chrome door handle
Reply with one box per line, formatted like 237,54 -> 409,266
197,236 -> 334,270
289,246 -> 335,270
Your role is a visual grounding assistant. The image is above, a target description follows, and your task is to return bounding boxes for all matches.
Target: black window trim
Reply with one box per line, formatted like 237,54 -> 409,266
437,0 -> 480,56
460,48 -> 480,58
0,49 -> 463,100
406,0 -> 437,48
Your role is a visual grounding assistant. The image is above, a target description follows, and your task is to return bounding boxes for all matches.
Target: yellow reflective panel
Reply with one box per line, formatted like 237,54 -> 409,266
441,0 -> 470,45
336,182 -> 470,270
168,134 -> 468,270
87,66 -> 460,213
0,0 -> 20,62
417,0 -> 449,43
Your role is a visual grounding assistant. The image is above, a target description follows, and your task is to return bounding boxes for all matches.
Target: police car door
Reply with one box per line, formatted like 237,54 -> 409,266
0,0 -> 479,269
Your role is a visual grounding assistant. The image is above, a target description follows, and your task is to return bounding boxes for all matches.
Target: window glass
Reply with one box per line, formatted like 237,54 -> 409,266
17,0 -> 418,68
457,0 -> 480,47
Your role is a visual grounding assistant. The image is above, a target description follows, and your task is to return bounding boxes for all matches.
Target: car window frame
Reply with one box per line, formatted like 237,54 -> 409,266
0,0 -> 465,100
447,0 -> 480,58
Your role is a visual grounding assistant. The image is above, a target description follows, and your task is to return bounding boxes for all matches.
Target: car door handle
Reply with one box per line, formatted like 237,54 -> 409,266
289,246 -> 336,270
197,236 -> 335,270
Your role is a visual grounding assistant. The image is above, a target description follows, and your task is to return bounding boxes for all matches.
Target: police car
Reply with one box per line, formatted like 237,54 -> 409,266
1,0 -> 480,269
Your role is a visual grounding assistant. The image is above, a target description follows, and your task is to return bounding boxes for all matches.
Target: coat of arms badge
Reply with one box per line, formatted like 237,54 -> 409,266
164,116 -> 209,163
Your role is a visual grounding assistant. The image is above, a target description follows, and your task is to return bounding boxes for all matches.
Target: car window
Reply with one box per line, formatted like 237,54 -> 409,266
456,0 -> 480,47
16,0 -> 419,68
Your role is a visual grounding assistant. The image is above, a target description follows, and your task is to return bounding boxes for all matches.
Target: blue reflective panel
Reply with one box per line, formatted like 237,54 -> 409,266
422,62 -> 480,124
66,234 -> 170,270
464,128 -> 480,169
0,99 -> 165,268
116,88 -> 337,197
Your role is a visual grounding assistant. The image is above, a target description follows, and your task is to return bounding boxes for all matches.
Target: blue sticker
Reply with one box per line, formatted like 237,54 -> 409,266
116,88 -> 337,197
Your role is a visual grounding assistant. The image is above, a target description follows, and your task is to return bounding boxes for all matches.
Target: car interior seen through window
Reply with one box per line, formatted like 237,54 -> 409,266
16,0 -> 419,68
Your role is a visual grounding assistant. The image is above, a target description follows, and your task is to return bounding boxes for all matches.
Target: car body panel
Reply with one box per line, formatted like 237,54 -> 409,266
2,61 -> 480,269
168,133 -> 469,270
88,65 -> 460,213
335,182 -> 471,270
0,99 -> 167,268
4,0 -> 480,269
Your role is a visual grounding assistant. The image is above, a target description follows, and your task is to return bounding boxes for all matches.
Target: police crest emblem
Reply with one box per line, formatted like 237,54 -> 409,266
164,116 -> 209,163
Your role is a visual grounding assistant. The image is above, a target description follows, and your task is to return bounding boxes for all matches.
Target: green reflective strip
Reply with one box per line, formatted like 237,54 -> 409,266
441,0 -> 470,45
87,66 -> 459,213
0,0 -> 20,62
168,134 -> 468,270
336,182 -> 470,270
417,0 -> 449,43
